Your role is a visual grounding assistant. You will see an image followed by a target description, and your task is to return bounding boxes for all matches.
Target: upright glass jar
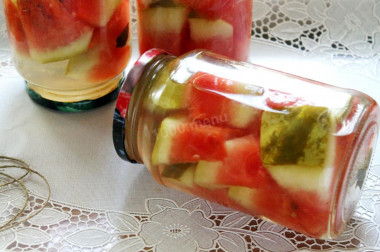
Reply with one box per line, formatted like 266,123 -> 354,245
136,0 -> 252,61
2,0 -> 131,111
113,49 -> 379,239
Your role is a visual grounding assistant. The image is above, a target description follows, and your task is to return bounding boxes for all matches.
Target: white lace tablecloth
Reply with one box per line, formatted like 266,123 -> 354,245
1,0 -> 380,251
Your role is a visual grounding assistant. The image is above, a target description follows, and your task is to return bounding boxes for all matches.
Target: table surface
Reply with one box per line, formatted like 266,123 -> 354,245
1,0 -> 380,251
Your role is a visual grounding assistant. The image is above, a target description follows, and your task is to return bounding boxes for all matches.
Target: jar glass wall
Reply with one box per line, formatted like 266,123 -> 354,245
114,50 -> 379,239
135,0 -> 252,61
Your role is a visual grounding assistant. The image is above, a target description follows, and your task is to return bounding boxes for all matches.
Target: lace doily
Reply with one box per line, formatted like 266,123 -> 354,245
1,169 -> 380,252
1,0 -> 380,251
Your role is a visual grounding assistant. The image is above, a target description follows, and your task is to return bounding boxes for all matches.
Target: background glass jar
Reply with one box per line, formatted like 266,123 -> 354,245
113,49 -> 379,239
2,0 -> 131,111
135,0 -> 252,61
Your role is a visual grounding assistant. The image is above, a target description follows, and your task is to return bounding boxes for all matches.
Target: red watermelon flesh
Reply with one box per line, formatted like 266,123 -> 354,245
61,0 -> 122,27
185,72 -> 235,123
66,0 -> 130,82
291,191 -> 330,238
227,0 -> 252,61
152,116 -> 245,165
218,135 -> 270,188
3,0 -> 29,54
17,0 -> 93,63
174,0 -> 252,60
168,123 -> 231,163
137,4 -> 189,55
174,0 -> 232,19
266,90 -> 307,110
185,72 -> 261,131
186,18 -> 234,58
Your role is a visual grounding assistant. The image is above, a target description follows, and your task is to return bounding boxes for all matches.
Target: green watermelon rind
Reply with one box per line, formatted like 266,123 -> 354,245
65,46 -> 100,80
228,186 -> 257,210
152,117 -> 187,165
97,0 -> 122,27
162,165 -> 196,188
29,30 -> 93,64
141,5 -> 188,33
189,18 -> 233,41
194,160 -> 226,190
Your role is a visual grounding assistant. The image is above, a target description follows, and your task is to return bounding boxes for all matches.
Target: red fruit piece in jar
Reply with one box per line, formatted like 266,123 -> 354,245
266,90 -> 307,110
174,0 -> 232,18
185,72 -> 261,130
152,117 -> 241,165
66,0 -> 130,82
17,0 -> 94,63
62,0 -> 122,27
194,135 -> 271,189
137,3 -> 189,55
187,18 -> 234,58
3,0 -> 29,54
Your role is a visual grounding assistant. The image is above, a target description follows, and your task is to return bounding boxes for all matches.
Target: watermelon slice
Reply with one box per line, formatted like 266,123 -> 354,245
194,135 -> 271,189
228,185 -> 330,237
149,62 -> 187,110
174,0 -> 232,18
66,0 -> 130,82
222,0 -> 252,60
185,72 -> 261,129
187,18 -> 233,57
161,163 -> 196,188
3,0 -> 29,54
62,0 -> 122,27
138,4 -> 188,55
151,117 -> 240,165
260,105 -> 338,197
17,0 -> 94,64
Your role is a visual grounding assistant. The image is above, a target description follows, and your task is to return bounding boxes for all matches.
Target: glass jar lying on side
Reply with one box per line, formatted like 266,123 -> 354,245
136,0 -> 252,61
113,49 -> 379,239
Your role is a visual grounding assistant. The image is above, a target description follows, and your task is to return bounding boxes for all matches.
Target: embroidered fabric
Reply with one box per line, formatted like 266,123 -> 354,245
1,0 -> 380,251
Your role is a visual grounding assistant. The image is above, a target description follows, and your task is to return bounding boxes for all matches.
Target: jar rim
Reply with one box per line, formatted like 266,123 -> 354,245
112,49 -> 170,162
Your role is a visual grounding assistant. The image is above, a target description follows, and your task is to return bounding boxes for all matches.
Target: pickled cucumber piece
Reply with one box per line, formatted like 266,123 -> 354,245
261,105 -> 330,168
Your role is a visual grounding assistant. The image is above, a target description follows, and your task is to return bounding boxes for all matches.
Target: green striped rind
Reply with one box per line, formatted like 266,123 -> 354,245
261,105 -> 330,168
30,30 -> 93,64
151,117 -> 186,165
